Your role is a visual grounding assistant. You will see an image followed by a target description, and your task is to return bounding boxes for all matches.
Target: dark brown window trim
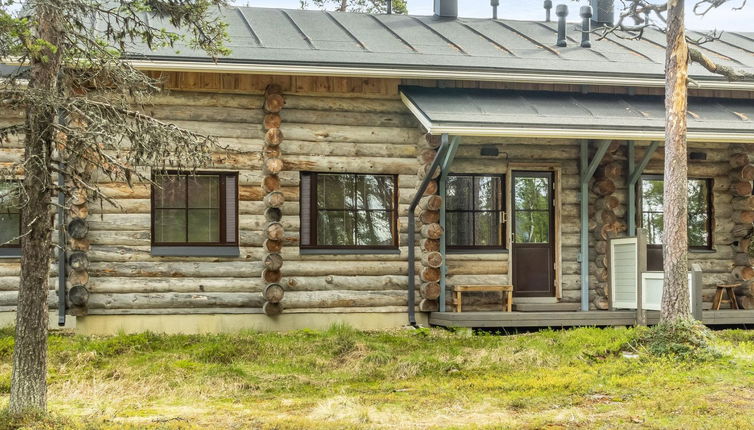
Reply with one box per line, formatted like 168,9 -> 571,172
150,170 -> 239,248
638,174 -> 714,250
0,180 -> 22,252
300,172 -> 399,251
446,173 -> 507,251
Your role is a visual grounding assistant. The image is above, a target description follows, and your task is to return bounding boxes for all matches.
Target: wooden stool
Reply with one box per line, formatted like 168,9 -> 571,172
452,285 -> 513,312
713,284 -> 740,310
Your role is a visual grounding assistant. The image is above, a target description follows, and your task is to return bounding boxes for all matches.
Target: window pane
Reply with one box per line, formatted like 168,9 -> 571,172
475,212 -> 499,246
642,212 -> 663,245
155,176 -> 186,208
0,213 -> 20,245
476,176 -> 499,210
356,175 -> 394,210
689,213 -> 709,247
446,176 -> 473,210
641,179 -> 664,212
356,211 -> 393,246
688,180 -> 708,215
514,211 -> 549,243
317,210 -> 355,246
447,212 -> 473,246
0,183 -> 20,210
187,209 -> 220,243
514,177 -> 549,210
154,209 -> 186,242
188,175 -> 219,208
317,174 -> 354,210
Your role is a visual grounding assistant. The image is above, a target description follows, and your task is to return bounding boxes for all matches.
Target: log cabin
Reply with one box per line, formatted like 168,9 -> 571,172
2,0 -> 754,333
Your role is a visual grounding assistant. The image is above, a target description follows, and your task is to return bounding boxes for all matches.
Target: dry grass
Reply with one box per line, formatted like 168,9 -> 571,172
1,325 -> 753,429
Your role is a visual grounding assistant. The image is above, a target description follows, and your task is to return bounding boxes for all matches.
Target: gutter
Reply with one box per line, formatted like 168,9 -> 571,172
7,56 -> 754,91
407,135 -> 449,327
120,59 -> 754,92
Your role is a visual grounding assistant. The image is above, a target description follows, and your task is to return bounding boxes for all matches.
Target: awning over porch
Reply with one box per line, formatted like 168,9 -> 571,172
400,86 -> 754,142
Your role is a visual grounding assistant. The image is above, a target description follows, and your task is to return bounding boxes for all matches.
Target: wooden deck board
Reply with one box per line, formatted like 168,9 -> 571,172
429,310 -> 754,328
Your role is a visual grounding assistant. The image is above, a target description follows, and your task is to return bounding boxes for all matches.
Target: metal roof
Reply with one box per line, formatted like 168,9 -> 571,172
130,6 -> 754,86
400,86 -> 754,142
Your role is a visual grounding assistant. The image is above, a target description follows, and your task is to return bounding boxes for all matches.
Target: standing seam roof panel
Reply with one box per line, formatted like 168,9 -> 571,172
372,14 -> 466,55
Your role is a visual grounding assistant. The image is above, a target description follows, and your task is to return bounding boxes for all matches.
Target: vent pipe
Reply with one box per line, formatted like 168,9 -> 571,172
387,0 -> 392,14
589,0 -> 614,26
434,0 -> 458,18
580,5 -> 592,48
556,4 -> 568,47
544,0 -> 552,22
491,0 -> 499,19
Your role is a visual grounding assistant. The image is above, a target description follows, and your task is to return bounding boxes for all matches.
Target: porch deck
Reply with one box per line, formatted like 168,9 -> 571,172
429,310 -> 754,328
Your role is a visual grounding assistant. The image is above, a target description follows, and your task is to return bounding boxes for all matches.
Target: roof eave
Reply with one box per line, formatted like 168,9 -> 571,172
127,58 -> 754,92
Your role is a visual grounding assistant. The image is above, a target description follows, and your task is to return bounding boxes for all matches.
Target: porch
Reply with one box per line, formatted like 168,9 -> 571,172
401,86 -> 754,325
430,310 -> 754,328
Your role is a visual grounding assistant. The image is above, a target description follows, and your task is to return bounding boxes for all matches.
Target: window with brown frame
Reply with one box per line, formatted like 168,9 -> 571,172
151,172 -> 238,247
639,175 -> 713,270
0,181 -> 21,250
300,172 -> 398,250
446,174 -> 506,250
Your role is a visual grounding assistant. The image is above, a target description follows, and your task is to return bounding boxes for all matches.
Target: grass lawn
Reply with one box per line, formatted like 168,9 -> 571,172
1,325 -> 753,429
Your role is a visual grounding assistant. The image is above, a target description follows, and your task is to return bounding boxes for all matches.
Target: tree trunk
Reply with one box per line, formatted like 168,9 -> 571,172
10,2 -> 62,414
660,0 -> 691,323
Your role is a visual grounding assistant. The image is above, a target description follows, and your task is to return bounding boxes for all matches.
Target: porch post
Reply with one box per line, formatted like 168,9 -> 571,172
439,136 -> 461,312
627,140 -> 661,236
580,140 -> 611,311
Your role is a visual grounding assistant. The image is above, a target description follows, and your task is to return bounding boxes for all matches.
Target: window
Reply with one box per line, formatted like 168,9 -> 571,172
300,172 -> 398,251
446,175 -> 505,250
151,172 -> 238,254
640,175 -> 712,270
0,181 -> 21,250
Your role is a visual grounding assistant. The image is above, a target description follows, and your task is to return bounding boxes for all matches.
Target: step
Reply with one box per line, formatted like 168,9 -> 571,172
513,303 -> 581,312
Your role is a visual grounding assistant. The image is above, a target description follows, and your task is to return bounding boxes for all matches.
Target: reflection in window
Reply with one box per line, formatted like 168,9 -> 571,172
513,176 -> 550,244
152,172 -> 238,246
640,176 -> 711,248
446,175 -> 505,249
0,182 -> 21,247
303,173 -> 397,248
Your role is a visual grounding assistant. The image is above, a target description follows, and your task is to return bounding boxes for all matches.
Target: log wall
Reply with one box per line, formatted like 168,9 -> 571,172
0,72 -> 750,317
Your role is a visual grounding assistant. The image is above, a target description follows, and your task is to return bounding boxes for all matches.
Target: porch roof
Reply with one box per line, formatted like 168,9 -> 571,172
400,86 -> 754,143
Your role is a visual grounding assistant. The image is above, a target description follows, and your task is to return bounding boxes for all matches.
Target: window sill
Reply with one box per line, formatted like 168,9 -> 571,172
151,246 -> 240,257
0,248 -> 22,259
447,248 -> 509,255
300,248 -> 401,256
690,248 -> 716,254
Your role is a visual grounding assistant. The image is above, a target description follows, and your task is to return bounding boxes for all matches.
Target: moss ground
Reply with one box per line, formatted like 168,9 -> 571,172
1,325 -> 753,429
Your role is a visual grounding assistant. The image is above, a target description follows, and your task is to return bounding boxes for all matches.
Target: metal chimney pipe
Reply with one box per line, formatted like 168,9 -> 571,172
387,0 -> 392,14
556,4 -> 568,47
434,0 -> 458,18
590,0 -> 614,26
491,0 -> 499,19
544,0 -> 553,22
580,5 -> 592,48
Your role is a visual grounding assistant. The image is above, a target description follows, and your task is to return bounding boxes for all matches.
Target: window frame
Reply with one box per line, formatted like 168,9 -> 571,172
638,174 -> 713,251
300,172 -> 399,252
150,170 -> 239,249
446,173 -> 507,252
0,180 -> 22,253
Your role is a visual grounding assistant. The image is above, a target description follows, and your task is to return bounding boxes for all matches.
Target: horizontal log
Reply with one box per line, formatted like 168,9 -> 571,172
730,153 -> 750,168
421,251 -> 443,269
730,181 -> 753,197
733,265 -> 754,281
263,301 -> 283,316
732,196 -> 754,211
730,164 -> 754,182
420,282 -> 440,300
421,223 -> 443,240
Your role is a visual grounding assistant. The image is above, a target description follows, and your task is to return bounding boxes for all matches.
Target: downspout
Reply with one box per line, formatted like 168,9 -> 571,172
57,167 -> 66,326
408,134 -> 450,326
57,108 -> 67,326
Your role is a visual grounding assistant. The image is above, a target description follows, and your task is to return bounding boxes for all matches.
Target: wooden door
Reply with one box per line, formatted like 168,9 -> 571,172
512,171 -> 555,297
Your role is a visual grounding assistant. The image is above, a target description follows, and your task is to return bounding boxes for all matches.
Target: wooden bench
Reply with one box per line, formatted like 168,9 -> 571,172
452,285 -> 513,313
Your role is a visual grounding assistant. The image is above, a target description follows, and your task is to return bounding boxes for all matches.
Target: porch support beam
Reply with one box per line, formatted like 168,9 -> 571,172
627,140 -> 660,236
580,140 -> 611,311
439,136 -> 461,312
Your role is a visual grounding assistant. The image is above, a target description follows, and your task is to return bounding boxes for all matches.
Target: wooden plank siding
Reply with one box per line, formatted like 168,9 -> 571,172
0,72 -> 749,317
